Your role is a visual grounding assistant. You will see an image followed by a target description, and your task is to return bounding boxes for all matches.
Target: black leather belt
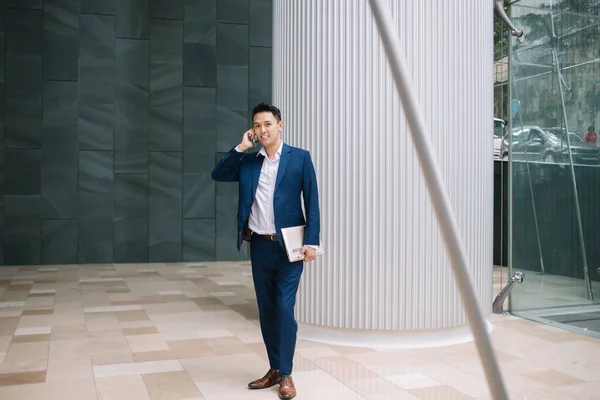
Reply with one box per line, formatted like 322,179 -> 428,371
249,230 -> 278,241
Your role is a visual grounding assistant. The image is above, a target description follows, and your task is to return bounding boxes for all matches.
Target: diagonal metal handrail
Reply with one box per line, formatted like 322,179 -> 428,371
367,0 -> 510,399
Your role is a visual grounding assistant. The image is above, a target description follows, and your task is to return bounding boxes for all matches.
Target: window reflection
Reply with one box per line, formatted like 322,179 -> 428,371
507,1 -> 600,332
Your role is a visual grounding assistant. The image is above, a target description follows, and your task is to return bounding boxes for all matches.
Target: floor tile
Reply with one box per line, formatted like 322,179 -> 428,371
14,326 -> 52,336
123,327 -> 160,336
345,376 -> 412,397
424,367 -> 491,398
350,351 -> 449,377
126,334 -> 170,353
232,328 -> 263,344
30,289 -> 56,295
311,355 -> 380,381
46,357 -> 94,382
0,378 -> 97,399
79,278 -> 123,283
94,360 -> 184,378
132,350 -> 180,362
0,311 -> 22,318
287,369 -> 368,398
84,305 -> 143,313
11,334 -> 52,343
0,302 -> 26,308
95,375 -> 152,400
142,371 -> 204,399
49,336 -> 131,359
181,353 -> 269,382
84,314 -> 121,332
296,346 -> 342,359
158,290 -> 184,295
194,378 -> 276,400
0,264 -> 598,399
209,292 -> 236,297
367,392 -> 419,400
556,381 -> 600,400
386,372 -> 442,390
114,310 -> 150,322
22,309 -> 53,316
92,352 -> 136,366
0,370 -> 47,387
50,325 -> 87,340
525,369 -> 585,387
203,337 -> 254,356
2,341 -> 50,364
330,344 -> 376,355
505,388 -> 577,400
196,329 -> 234,339
166,338 -> 211,350
0,317 -> 20,335
408,384 -> 472,400
498,374 -> 549,392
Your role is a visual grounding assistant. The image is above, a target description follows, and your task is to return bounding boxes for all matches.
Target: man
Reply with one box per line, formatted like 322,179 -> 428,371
211,103 -> 320,399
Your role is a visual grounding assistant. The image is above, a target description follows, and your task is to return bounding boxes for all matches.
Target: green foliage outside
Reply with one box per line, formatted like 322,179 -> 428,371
495,0 -> 600,132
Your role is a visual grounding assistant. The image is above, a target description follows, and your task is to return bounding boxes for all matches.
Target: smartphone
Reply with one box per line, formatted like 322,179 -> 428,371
251,132 -> 258,144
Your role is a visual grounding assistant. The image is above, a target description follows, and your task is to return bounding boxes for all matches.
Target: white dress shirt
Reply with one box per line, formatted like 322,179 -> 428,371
236,142 -> 284,234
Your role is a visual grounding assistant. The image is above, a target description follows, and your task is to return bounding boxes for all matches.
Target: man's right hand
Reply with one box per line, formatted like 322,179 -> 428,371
238,129 -> 256,152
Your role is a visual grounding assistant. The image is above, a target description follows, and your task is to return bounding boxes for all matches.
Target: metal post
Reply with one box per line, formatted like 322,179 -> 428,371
367,0 -> 510,398
493,272 -> 525,314
507,8 -> 515,314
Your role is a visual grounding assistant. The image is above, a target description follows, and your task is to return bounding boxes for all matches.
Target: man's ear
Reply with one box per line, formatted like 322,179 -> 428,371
279,120 -> 284,131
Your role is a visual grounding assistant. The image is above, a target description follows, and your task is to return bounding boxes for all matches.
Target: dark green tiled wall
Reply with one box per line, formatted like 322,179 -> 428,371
0,0 -> 272,265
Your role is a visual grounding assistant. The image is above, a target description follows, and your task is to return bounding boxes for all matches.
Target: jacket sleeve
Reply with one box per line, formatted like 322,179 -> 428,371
302,151 -> 321,246
211,146 -> 246,182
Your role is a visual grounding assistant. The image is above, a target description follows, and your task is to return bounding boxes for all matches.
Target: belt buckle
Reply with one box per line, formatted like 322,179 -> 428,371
270,234 -> 277,241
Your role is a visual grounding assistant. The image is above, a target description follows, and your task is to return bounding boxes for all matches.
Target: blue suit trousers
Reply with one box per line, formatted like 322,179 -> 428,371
250,234 -> 303,376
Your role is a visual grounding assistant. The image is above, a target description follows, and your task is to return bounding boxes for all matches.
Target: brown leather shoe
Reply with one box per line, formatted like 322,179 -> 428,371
247,369 -> 280,389
278,375 -> 296,399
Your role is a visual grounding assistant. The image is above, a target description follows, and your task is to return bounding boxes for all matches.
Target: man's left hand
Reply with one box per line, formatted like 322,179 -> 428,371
300,246 -> 317,262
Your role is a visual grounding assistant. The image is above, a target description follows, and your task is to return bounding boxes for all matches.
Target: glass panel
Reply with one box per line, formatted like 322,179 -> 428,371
508,1 -> 600,326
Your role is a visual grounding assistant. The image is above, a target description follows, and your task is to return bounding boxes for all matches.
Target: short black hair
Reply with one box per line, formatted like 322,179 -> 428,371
252,103 -> 282,121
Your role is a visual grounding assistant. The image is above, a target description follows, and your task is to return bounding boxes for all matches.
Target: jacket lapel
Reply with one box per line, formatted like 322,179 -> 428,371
275,144 -> 292,192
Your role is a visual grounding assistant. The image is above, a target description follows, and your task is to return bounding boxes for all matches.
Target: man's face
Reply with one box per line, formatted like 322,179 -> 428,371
253,112 -> 283,147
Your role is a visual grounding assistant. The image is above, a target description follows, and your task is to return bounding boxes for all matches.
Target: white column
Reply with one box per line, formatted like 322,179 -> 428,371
273,0 -> 494,348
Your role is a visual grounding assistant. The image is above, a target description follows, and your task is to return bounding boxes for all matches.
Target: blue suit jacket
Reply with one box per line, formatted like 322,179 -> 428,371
211,143 -> 321,251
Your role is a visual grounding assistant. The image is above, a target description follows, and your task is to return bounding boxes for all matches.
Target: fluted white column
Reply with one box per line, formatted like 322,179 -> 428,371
273,0 -> 494,348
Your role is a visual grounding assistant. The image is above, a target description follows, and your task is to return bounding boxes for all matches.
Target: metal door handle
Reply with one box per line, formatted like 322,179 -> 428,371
494,0 -> 524,38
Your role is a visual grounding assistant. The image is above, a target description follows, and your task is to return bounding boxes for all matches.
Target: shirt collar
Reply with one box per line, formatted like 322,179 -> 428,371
258,141 -> 284,160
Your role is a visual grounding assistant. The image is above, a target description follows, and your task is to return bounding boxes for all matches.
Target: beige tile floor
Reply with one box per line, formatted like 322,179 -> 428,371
0,262 -> 598,399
